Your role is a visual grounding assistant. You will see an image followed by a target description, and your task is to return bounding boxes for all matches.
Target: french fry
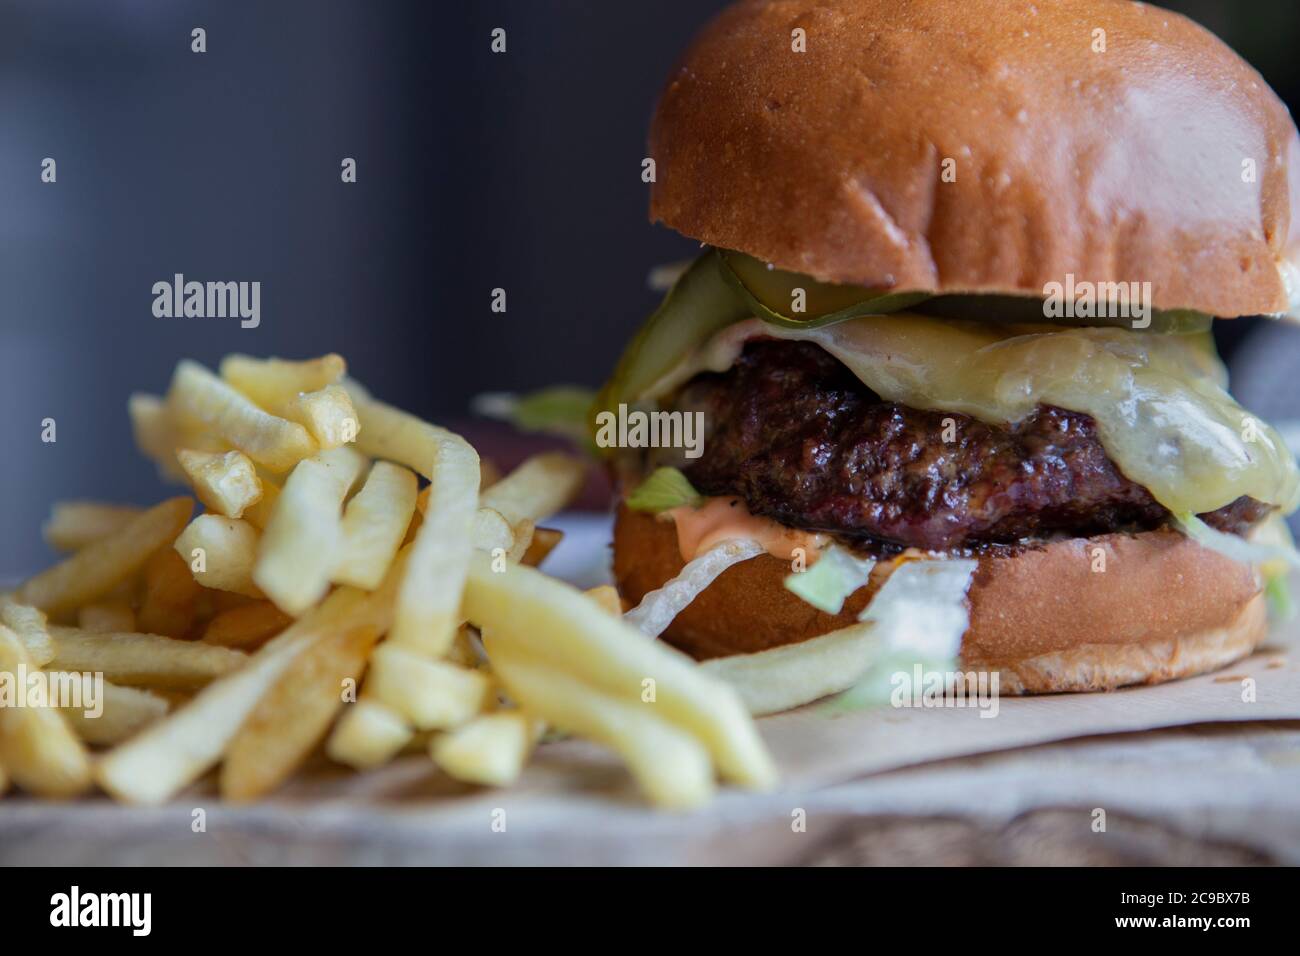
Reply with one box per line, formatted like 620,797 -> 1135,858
174,514 -> 261,597
96,583 -> 394,804
699,623 -> 877,716
0,598 -> 56,667
521,527 -> 564,568
479,453 -> 585,560
253,446 -> 367,614
177,448 -> 262,518
353,394 -> 479,655
430,711 -> 533,787
472,507 -> 515,555
479,452 -> 587,529
483,640 -> 715,809
0,761 -> 8,796
286,384 -> 360,450
49,673 -> 170,746
136,548 -> 202,638
42,501 -> 143,552
201,601 -> 293,649
583,584 -> 623,617
48,627 -> 247,690
128,393 -> 188,481
221,624 -> 381,800
464,554 -> 775,790
333,461 -> 418,590
77,601 -> 136,634
19,497 -> 193,616
326,699 -> 413,770
242,474 -> 281,530
168,360 -> 317,472
219,353 -> 346,412
479,458 -> 502,491
0,626 -> 92,797
365,644 -> 490,730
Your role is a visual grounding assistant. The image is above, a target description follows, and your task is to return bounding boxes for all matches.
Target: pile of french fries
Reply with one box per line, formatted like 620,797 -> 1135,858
0,353 -> 774,808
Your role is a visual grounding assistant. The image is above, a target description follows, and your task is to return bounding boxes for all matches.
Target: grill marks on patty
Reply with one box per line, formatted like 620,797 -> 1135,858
673,340 -> 1269,552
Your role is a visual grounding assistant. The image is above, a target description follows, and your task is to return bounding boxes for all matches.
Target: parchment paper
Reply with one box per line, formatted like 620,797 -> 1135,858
1,513 -> 1297,864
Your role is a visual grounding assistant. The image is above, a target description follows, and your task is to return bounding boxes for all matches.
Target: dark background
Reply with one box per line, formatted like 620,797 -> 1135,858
3,0 -> 1300,577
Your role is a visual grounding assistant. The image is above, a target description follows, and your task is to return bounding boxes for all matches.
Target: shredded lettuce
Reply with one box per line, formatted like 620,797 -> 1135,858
625,467 -> 702,513
784,545 -> 876,615
825,558 -> 979,712
624,539 -> 764,638
1174,513 -> 1300,570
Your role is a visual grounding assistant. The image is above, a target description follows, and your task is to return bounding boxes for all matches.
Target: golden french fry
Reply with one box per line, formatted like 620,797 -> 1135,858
365,644 -> 490,730
77,600 -> 136,634
286,384 -> 360,449
128,393 -> 188,481
201,601 -> 293,649
219,353 -> 346,412
430,711 -> 533,787
0,761 -> 8,796
96,582 -> 395,804
221,624 -> 381,800
48,626 -> 247,690
20,497 -> 193,616
326,699 -> 413,770
49,673 -> 170,745
177,448 -> 262,518
472,507 -> 515,555
483,639 -> 715,809
242,474 -> 281,530
479,452 -> 587,528
699,623 -> 878,716
333,461 -> 418,590
521,527 -> 564,568
253,447 -> 367,614
479,458 -> 502,491
174,514 -> 261,597
42,501 -> 143,552
583,584 -> 623,617
168,360 -> 317,472
0,626 -> 92,797
464,554 -> 775,790
353,394 -> 479,655
0,598 -> 56,667
137,548 -> 202,638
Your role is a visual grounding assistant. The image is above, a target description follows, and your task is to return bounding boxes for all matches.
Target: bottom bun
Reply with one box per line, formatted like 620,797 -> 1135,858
613,505 -> 1268,694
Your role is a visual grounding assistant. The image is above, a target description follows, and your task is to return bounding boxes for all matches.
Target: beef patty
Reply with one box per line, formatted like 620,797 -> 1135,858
672,340 -> 1269,552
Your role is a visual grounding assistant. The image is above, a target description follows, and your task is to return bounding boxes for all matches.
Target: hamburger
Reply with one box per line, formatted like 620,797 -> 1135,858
596,0 -> 1300,697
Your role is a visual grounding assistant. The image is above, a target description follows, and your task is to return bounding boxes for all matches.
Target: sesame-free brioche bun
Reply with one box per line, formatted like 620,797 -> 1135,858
613,505 -> 1268,693
649,0 -> 1300,317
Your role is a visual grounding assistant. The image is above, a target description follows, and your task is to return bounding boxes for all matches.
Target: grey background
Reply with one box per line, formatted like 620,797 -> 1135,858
3,0 -> 1300,577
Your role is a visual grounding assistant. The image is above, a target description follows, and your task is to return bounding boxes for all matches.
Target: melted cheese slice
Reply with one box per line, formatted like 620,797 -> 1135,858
647,315 -> 1300,517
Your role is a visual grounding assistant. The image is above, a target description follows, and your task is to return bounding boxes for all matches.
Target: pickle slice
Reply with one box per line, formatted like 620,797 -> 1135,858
594,251 -> 750,426
719,250 -> 930,328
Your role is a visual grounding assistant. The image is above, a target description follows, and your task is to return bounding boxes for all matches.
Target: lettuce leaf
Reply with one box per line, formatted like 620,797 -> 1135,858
625,467 -> 702,513
783,545 -> 876,614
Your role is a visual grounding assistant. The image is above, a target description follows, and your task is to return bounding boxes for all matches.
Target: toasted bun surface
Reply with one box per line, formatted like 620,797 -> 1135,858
649,0 -> 1300,317
613,505 -> 1267,693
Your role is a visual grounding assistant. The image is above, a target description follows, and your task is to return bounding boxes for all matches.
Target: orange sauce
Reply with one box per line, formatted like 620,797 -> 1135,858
665,496 -> 827,562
